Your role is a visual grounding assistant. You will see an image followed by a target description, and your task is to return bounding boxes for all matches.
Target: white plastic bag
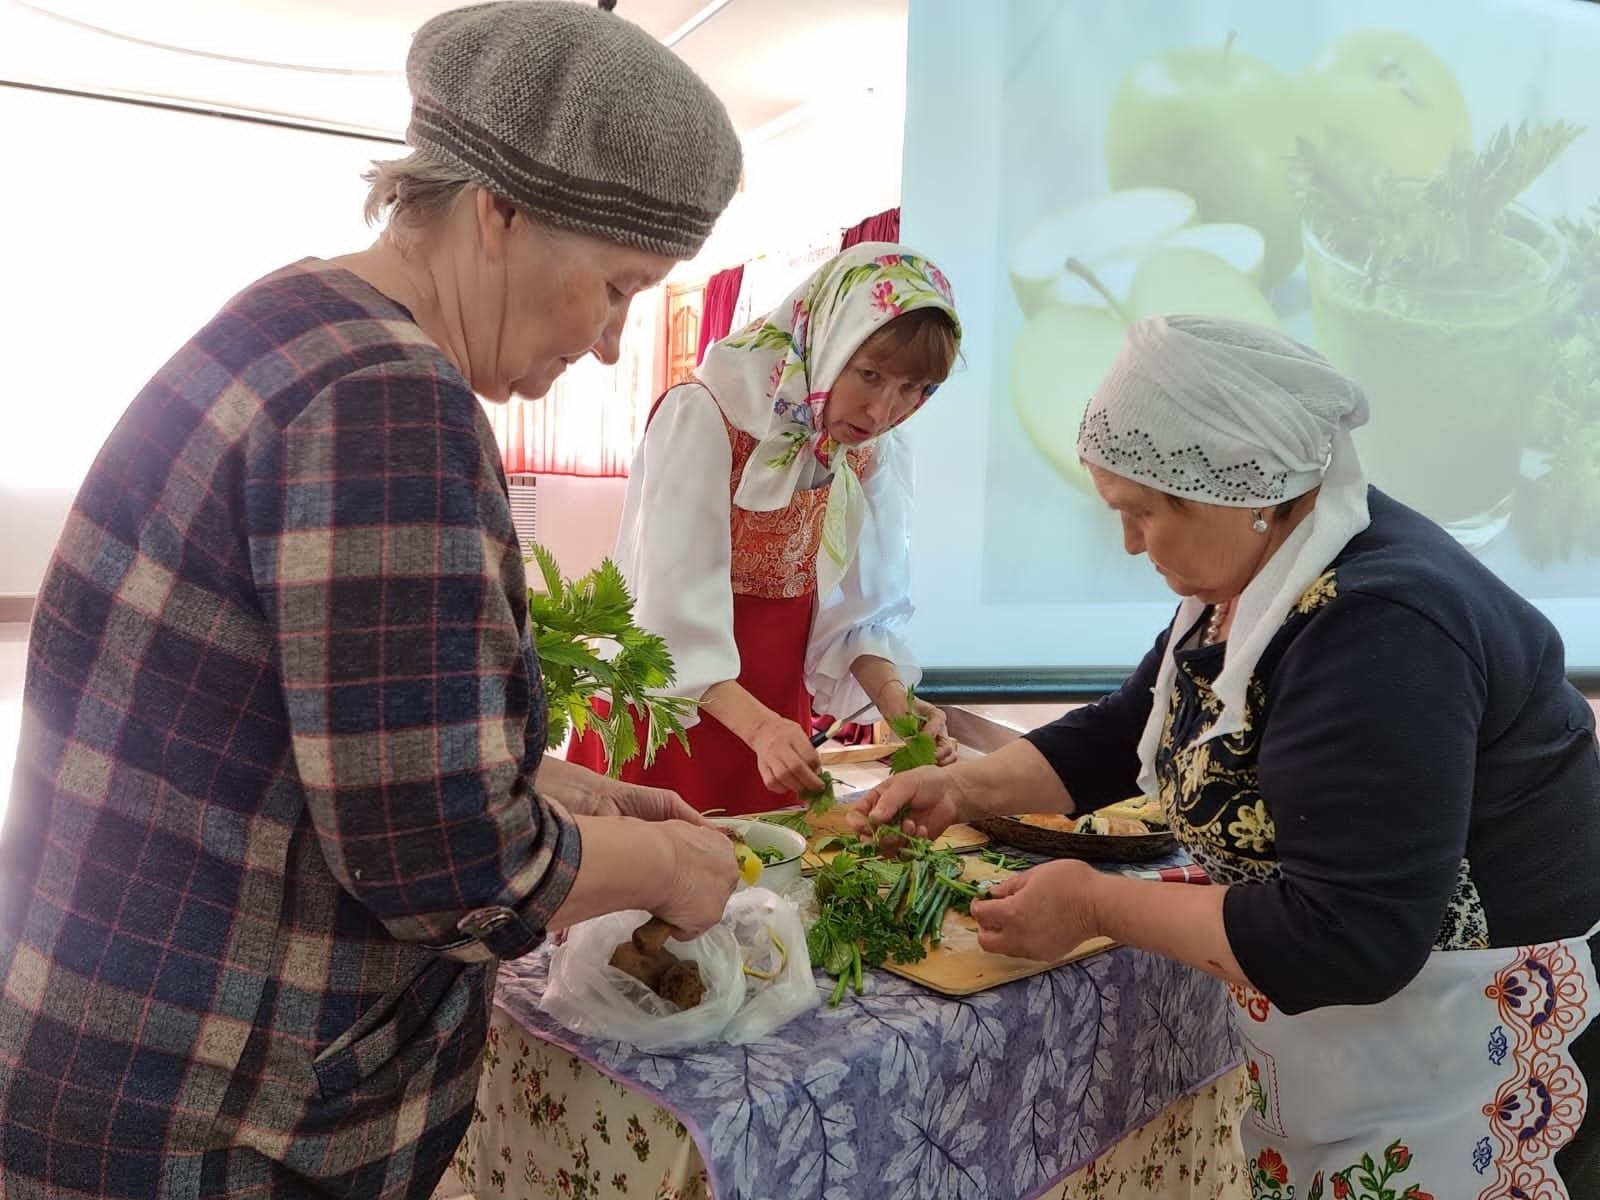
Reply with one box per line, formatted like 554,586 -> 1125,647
720,887 -> 818,1045
542,889 -> 817,1051
542,909 -> 744,1052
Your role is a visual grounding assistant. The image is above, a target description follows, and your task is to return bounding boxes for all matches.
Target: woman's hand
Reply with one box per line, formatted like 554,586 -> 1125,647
537,757 -> 713,826
969,860 -> 1104,961
910,695 -> 959,766
651,820 -> 741,938
606,782 -> 715,826
748,716 -> 826,794
849,764 -> 967,840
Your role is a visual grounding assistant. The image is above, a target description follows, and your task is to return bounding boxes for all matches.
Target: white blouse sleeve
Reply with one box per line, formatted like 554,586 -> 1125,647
613,385 -> 738,727
804,427 -> 921,720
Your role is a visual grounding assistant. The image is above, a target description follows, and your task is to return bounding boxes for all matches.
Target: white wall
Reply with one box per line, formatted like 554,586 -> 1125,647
0,87 -> 386,598
534,476 -> 631,582
0,492 -> 73,600
0,73 -> 906,598
671,87 -> 907,287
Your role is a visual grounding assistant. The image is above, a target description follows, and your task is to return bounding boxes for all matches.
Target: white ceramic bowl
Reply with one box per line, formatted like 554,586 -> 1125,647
712,818 -> 807,893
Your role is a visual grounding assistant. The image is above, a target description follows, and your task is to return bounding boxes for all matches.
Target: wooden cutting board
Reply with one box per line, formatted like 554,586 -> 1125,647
792,806 -> 989,870
881,857 -> 1115,995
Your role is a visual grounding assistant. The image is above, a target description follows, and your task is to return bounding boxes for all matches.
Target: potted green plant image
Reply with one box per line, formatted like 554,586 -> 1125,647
1293,121 -> 1580,544
526,544 -> 694,778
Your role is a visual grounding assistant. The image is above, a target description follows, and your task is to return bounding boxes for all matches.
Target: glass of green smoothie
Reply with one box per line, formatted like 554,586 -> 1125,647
1303,204 -> 1566,547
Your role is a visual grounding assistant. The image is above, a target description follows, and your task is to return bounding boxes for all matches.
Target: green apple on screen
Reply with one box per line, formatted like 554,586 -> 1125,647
1106,37 -> 1305,288
1012,250 -> 1279,492
1301,29 -> 1470,182
1011,305 -> 1127,489
1047,222 -> 1267,309
1008,189 -> 1196,315
1010,190 -> 1269,317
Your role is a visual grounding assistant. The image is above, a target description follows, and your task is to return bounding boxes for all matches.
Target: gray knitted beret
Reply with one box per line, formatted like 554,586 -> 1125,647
406,1 -> 742,258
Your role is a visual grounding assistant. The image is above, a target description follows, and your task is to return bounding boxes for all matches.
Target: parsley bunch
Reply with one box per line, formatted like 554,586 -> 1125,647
806,831 -> 981,1006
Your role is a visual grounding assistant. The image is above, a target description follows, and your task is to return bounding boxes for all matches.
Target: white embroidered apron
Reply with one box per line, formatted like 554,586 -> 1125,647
1230,920 -> 1600,1200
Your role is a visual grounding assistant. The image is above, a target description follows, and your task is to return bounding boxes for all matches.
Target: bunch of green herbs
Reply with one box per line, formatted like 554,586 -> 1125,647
526,545 -> 694,777
805,829 -> 982,1006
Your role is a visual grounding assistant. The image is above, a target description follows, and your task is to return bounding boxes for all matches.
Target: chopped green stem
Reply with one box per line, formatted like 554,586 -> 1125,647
829,972 -> 849,1007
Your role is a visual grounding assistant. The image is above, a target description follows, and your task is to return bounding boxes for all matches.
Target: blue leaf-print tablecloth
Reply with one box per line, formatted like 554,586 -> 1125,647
486,936 -> 1239,1200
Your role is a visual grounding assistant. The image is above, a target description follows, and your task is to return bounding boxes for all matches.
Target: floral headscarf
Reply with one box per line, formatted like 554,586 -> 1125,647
694,241 -> 959,597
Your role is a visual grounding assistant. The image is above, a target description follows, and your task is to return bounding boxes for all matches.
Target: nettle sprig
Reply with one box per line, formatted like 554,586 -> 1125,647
526,545 -> 693,777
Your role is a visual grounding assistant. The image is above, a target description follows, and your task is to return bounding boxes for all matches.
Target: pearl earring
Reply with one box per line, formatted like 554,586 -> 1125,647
1251,510 -> 1268,533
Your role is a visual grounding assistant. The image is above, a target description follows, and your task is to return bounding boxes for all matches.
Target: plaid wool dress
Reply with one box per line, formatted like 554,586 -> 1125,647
0,261 -> 580,1198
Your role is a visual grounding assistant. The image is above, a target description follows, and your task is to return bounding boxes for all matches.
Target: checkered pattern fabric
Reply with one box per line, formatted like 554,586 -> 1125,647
0,260 -> 580,1198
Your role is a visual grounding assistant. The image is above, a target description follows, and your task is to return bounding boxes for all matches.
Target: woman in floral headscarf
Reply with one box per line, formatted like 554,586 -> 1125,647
567,243 -> 961,814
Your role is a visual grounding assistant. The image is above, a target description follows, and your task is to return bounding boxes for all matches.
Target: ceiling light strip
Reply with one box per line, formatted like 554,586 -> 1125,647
0,76 -> 405,143
661,0 -> 736,48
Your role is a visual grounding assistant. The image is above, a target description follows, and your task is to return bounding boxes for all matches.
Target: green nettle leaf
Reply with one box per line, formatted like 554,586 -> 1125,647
617,632 -> 674,690
801,769 -> 838,815
533,635 -> 606,672
563,697 -> 591,739
585,560 -> 633,613
591,710 -> 620,767
607,696 -> 639,768
759,810 -> 815,835
886,690 -> 938,775
530,542 -> 564,599
545,704 -> 570,747
888,733 -> 938,775
886,713 -> 922,740
525,548 -> 696,776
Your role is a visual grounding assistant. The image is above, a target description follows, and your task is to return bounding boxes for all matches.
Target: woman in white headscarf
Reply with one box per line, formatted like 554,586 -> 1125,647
858,315 -> 1600,1196
567,244 -> 961,814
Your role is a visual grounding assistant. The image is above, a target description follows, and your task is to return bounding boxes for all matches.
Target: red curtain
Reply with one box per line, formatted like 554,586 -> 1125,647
840,207 -> 901,250
695,264 -> 745,364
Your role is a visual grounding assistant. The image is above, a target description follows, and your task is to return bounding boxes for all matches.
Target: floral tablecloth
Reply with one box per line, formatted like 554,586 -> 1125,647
453,941 -> 1243,1200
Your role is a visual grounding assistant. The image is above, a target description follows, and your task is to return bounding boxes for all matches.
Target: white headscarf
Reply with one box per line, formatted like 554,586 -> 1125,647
694,242 -> 959,598
1075,315 -> 1371,798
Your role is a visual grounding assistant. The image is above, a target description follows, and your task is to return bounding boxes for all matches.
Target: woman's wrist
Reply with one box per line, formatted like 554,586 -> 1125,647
742,704 -> 792,749
943,760 -> 985,823
551,815 -> 676,929
639,818 -> 682,914
702,680 -> 781,744
873,678 -> 911,717
535,755 -> 598,811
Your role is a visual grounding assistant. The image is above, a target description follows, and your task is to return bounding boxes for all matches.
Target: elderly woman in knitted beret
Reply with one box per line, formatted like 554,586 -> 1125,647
0,4 -> 743,1196
860,316 -> 1600,1196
